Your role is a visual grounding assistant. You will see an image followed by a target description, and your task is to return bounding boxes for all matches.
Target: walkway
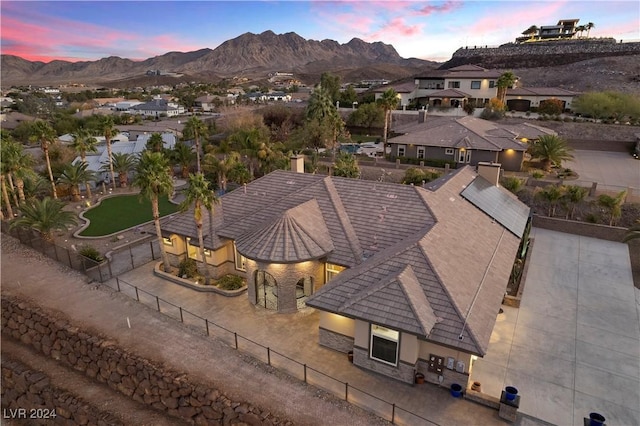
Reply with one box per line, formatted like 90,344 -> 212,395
471,228 -> 640,426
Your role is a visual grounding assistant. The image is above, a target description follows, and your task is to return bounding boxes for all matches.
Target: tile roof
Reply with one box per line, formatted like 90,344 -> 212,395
427,89 -> 471,98
162,167 -> 528,356
507,87 -> 579,96
391,116 -> 528,151
235,199 -> 334,263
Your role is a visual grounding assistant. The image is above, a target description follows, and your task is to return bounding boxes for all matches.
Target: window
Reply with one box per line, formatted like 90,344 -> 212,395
397,145 -> 406,157
445,148 -> 454,155
470,81 -> 481,89
417,147 -> 425,159
162,237 -> 173,247
458,149 -> 466,163
489,81 -> 496,88
448,81 -> 460,89
370,324 -> 399,366
234,243 -> 246,271
326,263 -> 345,283
465,150 -> 472,163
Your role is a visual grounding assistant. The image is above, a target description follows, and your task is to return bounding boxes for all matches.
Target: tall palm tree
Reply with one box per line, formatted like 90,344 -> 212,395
575,25 -> 586,38
536,185 -> 565,217
598,190 -> 626,226
171,141 -> 195,178
496,71 -> 517,105
585,22 -> 595,38
203,152 -> 240,192
530,135 -> 574,172
97,116 -> 118,190
70,128 -> 98,199
183,116 -> 208,173
179,172 -> 217,284
1,137 -> 21,207
377,88 -> 399,156
230,128 -> 269,179
30,120 -> 58,199
1,137 -> 37,205
306,85 -> 341,157
10,197 -> 77,242
146,133 -> 164,153
107,152 -> 137,188
0,174 -> 14,219
58,163 -> 95,202
133,151 -> 174,272
564,185 -> 588,220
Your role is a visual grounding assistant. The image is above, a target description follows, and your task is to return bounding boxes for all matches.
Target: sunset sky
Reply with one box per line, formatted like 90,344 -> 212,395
2,1 -> 638,63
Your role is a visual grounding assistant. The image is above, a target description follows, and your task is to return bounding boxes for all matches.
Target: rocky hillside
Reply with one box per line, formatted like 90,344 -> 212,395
0,31 -> 437,87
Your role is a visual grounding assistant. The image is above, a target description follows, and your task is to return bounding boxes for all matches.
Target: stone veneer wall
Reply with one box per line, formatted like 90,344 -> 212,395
318,328 -> 354,353
1,296 -> 290,426
352,346 -> 415,384
1,356 -> 124,425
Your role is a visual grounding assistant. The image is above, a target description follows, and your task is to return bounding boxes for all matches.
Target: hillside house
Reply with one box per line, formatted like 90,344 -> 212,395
159,158 -> 530,387
130,98 -> 185,117
505,87 -> 579,112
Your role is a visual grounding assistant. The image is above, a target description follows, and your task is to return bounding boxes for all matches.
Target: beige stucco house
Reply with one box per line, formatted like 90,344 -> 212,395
160,159 -> 530,387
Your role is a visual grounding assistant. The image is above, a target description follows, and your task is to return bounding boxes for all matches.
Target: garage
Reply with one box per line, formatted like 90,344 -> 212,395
507,99 -> 531,112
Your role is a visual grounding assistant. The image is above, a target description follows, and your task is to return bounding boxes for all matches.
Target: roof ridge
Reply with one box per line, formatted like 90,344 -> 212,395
323,177 -> 364,265
396,265 -> 438,336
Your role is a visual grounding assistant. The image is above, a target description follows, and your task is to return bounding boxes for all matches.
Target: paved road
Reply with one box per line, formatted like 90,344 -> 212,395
471,228 -> 640,426
566,150 -> 640,190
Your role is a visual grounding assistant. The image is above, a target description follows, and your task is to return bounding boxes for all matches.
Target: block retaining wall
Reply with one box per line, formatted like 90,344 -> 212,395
1,296 -> 291,426
1,355 -> 124,426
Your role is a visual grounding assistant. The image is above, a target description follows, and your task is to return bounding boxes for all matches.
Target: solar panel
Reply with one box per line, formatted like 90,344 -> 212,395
461,178 -> 530,237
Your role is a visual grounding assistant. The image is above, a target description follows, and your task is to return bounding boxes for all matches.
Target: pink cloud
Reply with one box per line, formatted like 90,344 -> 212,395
415,1 -> 461,16
469,2 -> 566,35
367,17 -> 424,41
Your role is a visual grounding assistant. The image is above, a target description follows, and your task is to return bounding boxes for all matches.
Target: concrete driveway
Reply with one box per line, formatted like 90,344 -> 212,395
566,150 -> 640,189
471,227 -> 640,426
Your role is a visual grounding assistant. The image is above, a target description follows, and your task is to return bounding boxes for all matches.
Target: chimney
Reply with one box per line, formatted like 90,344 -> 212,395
418,109 -> 427,123
477,162 -> 501,186
290,154 -> 305,173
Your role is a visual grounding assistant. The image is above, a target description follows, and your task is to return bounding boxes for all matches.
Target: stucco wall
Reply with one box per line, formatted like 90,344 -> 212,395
497,150 -> 525,171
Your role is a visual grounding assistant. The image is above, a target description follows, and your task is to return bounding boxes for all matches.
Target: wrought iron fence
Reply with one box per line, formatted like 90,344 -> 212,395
0,222 -> 160,283
105,275 -> 440,426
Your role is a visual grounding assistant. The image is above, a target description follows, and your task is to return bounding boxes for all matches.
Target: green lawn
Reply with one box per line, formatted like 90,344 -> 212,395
79,195 -> 178,236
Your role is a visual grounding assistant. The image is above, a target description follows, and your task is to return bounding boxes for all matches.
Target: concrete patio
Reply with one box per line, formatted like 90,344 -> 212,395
471,227 -> 640,426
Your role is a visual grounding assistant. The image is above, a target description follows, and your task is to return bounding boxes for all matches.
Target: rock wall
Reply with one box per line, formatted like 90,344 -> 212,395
1,296 -> 291,426
1,356 -> 124,425
442,39 -> 640,69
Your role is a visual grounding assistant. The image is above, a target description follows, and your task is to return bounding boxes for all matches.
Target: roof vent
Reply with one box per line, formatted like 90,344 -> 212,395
386,194 -> 397,199
286,180 -> 295,185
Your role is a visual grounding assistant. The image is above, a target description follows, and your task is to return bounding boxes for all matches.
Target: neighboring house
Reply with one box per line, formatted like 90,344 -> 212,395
265,91 -> 292,102
515,19 -> 580,43
505,87 -> 580,111
194,95 -> 236,112
159,159 -> 530,388
387,114 -> 556,171
72,132 -> 176,185
115,101 -> 144,111
373,81 -> 420,108
414,65 -> 504,109
130,98 -> 185,117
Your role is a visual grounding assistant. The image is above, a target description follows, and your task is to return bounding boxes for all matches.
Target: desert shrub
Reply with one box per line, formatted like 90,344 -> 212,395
216,274 -> 245,290
538,99 -> 564,116
402,168 -> 442,185
531,170 -> 544,179
79,245 -> 104,262
178,258 -> 198,279
501,177 -> 524,194
585,213 -> 600,223
463,103 -> 475,115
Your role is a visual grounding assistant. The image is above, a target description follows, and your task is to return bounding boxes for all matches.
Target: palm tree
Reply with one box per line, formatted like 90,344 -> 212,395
230,128 -> 269,179
598,190 -> 626,226
585,22 -> 595,38
1,137 -> 21,207
146,133 -> 164,153
179,172 -> 217,284
575,25 -> 586,38
563,185 -> 588,220
333,152 -> 360,178
306,85 -> 341,157
133,151 -> 174,272
97,116 -> 118,190
536,185 -> 565,217
377,88 -> 399,157
10,197 -> 77,242
530,135 -> 574,172
70,128 -> 98,199
203,152 -> 239,192
58,163 -> 95,202
0,174 -> 14,219
107,152 -> 137,188
183,116 -> 208,173
496,71 -> 517,105
171,141 -> 195,178
30,120 -> 58,199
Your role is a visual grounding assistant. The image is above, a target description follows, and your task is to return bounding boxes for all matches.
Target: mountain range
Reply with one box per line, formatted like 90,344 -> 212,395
0,31 -> 438,87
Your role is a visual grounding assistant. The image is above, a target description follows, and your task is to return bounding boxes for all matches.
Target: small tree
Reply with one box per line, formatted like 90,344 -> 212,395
332,152 -> 360,178
538,99 -> 564,116
536,185 -> 565,217
530,135 -> 574,172
58,163 -> 95,202
598,190 -> 626,226
563,185 -> 588,220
